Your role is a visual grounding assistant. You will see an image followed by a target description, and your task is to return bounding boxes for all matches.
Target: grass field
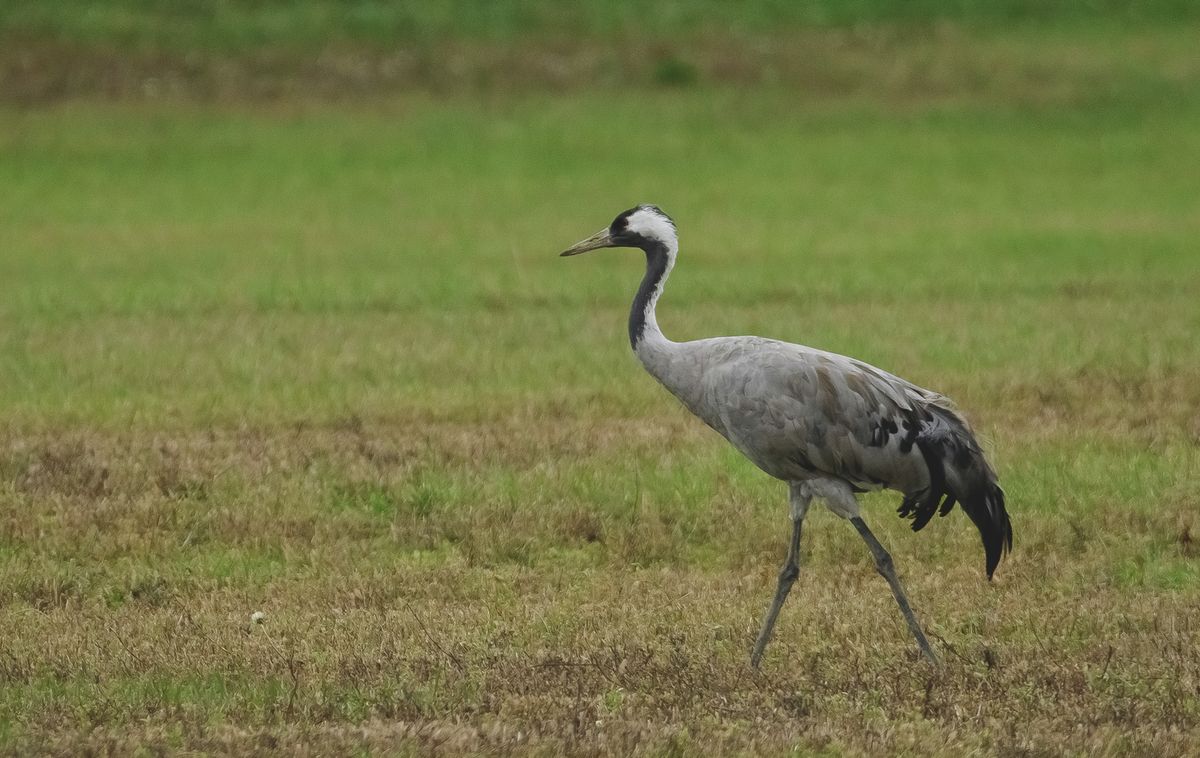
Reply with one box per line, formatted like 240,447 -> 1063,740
3,7 -> 1200,755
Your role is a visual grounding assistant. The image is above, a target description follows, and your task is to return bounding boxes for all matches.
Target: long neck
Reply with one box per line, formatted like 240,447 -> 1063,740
628,240 -> 675,351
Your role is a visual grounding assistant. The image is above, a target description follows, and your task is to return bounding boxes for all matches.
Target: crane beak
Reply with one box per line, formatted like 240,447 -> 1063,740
559,228 -> 614,257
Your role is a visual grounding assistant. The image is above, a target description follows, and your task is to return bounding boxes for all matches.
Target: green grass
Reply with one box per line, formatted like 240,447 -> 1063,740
5,3 -> 1200,101
3,0 -> 1197,51
2,20 -> 1200,756
3,93 -> 1198,425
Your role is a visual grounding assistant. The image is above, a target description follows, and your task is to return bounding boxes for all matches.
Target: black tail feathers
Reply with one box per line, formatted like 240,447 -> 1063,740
961,482 -> 1013,579
896,405 -> 1013,579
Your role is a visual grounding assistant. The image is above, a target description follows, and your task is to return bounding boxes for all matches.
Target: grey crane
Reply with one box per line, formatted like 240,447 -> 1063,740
559,204 -> 1012,666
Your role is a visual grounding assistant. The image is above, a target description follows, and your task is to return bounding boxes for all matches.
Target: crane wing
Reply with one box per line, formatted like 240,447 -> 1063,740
696,339 -> 1012,577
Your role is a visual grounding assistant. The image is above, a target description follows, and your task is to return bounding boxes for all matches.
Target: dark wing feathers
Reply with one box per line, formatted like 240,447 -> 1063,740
904,397 -> 1012,579
801,354 -> 1013,578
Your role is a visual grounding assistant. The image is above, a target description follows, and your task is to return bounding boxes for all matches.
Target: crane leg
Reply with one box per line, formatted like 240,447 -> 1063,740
850,516 -> 940,665
751,485 -> 810,668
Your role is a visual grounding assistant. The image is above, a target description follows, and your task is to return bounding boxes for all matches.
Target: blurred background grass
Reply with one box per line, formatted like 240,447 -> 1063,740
2,2 -> 1200,754
4,0 -> 1199,47
2,0 -> 1199,99
4,0 -> 1195,44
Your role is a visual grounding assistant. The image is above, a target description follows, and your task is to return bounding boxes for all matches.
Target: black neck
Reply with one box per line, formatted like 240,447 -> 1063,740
629,241 -> 670,349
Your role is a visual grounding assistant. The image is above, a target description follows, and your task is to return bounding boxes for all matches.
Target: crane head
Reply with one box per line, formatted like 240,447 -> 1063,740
559,204 -> 677,257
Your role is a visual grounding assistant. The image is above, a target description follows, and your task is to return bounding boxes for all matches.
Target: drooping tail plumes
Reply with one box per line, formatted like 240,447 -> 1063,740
897,402 -> 1013,578
960,481 -> 1012,579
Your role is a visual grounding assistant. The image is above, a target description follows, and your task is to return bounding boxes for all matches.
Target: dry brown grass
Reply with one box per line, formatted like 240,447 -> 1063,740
1,413 -> 1198,755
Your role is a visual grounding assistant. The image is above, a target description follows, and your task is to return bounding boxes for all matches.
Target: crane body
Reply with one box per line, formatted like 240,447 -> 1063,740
560,204 -> 1012,666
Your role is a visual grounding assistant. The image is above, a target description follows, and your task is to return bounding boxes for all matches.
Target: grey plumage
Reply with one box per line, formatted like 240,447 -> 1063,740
560,204 -> 1012,666
651,337 -> 1011,576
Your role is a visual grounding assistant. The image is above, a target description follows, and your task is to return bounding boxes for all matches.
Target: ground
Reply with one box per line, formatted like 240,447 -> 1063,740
1,5 -> 1199,755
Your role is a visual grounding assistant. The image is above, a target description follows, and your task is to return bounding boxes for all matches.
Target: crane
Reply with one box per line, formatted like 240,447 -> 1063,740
559,204 -> 1012,666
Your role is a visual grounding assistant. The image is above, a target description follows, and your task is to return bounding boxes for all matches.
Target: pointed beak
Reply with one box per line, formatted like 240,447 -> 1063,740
559,228 -> 614,257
